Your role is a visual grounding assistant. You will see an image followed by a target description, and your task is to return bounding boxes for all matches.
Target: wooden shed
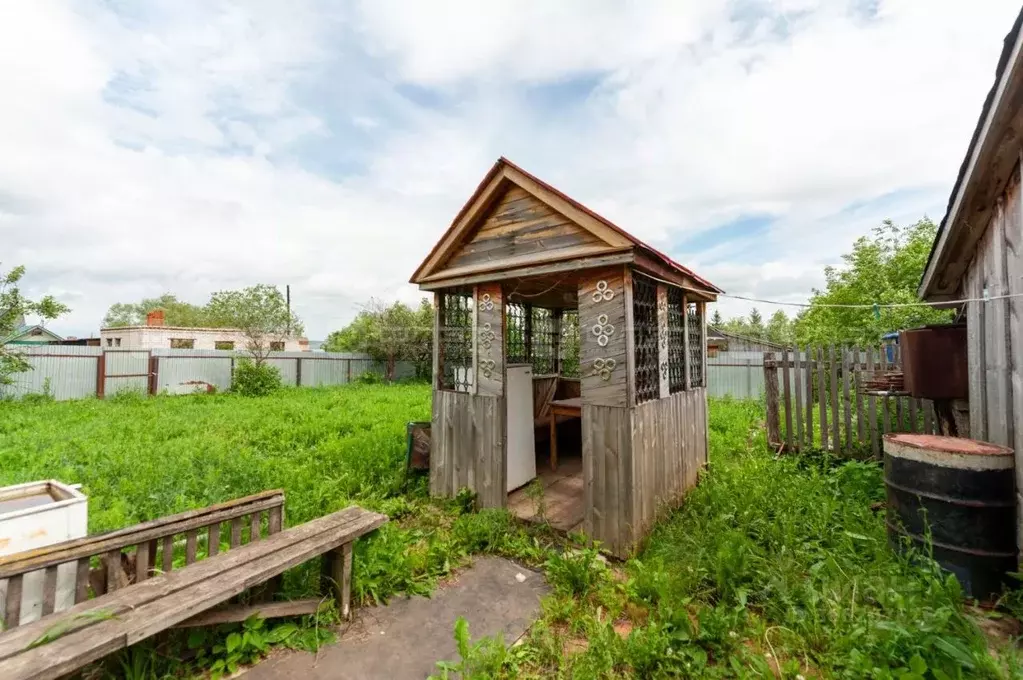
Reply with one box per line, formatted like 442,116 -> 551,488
410,158 -> 722,556
919,8 -> 1023,548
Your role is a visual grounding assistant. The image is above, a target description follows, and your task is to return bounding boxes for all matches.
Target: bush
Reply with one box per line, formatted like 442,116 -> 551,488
355,371 -> 383,385
232,358 -> 282,397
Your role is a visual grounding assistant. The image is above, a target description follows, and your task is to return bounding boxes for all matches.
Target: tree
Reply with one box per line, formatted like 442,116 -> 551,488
205,284 -> 303,365
324,298 -> 433,381
102,294 -> 209,328
794,218 -> 952,346
710,309 -> 724,327
765,310 -> 794,345
746,308 -> 764,339
1,265 -> 69,385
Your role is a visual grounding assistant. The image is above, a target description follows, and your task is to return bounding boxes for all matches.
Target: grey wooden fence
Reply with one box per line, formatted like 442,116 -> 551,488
0,347 -> 415,401
763,345 -> 948,457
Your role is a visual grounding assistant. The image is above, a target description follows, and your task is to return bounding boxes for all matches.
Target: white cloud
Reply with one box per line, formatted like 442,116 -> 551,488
1,0 -> 1020,339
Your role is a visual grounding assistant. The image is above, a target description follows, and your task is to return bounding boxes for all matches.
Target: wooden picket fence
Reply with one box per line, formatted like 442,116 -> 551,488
763,345 -> 943,458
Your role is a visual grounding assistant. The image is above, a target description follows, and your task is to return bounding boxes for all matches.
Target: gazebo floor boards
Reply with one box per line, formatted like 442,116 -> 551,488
508,455 -> 584,533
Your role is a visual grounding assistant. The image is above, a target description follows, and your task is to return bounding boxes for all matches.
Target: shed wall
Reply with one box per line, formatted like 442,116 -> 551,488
963,164 -> 1022,551
430,391 -> 507,510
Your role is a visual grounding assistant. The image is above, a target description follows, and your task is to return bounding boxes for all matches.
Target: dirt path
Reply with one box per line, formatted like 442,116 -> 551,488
242,557 -> 548,680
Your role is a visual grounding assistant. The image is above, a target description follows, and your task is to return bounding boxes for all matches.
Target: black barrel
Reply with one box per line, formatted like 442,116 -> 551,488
884,433 -> 1016,601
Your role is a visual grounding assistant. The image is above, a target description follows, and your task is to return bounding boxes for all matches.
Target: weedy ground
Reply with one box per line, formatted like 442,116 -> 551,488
2,388 -> 1022,678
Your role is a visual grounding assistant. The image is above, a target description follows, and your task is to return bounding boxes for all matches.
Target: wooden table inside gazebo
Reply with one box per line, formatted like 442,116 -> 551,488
548,397 -> 582,471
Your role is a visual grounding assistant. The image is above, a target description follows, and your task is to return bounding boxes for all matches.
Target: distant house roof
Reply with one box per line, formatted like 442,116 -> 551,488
920,6 -> 1023,299
3,324 -> 63,344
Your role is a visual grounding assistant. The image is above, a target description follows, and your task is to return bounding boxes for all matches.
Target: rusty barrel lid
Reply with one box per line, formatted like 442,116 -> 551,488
882,433 -> 1013,471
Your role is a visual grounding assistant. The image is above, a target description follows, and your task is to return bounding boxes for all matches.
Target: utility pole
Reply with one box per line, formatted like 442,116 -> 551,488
286,285 -> 291,336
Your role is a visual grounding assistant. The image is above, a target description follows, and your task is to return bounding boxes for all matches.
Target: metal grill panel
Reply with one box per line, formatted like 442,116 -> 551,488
633,274 -> 659,403
505,302 -> 529,365
560,310 -> 580,378
439,293 -> 473,392
531,307 -> 556,375
687,302 -> 704,388
668,288 -> 686,393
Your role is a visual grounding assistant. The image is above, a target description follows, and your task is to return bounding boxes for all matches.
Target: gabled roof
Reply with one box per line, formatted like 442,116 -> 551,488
3,324 -> 63,344
410,157 -> 722,294
920,6 -> 1023,299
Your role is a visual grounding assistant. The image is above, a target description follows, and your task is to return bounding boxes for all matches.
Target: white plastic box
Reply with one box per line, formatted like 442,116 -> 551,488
0,480 -> 88,626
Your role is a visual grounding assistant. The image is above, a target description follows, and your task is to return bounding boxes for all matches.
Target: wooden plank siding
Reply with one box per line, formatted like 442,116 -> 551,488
579,269 -> 629,408
445,186 -> 605,272
430,390 -> 506,509
629,388 -> 708,550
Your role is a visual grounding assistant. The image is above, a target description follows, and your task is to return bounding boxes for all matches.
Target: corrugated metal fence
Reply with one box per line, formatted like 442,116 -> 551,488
706,350 -> 806,400
0,347 -> 415,401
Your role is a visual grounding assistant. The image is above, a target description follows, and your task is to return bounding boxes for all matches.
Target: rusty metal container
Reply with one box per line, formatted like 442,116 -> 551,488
884,433 -> 1015,601
900,325 -> 967,400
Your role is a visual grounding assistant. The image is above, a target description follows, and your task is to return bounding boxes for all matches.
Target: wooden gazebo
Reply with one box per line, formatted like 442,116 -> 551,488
410,158 -> 722,556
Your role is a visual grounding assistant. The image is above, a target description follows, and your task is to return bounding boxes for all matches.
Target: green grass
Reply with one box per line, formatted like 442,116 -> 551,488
3,388 -> 1020,678
442,399 -> 1023,679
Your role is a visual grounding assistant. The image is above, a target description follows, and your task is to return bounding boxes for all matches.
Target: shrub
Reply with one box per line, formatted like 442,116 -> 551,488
355,370 -> 383,385
232,358 -> 282,397
545,546 -> 607,597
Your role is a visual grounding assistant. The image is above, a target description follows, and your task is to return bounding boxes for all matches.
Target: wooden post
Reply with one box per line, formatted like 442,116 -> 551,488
817,346 -> 827,450
782,347 -> 793,451
764,352 -> 781,447
855,348 -> 866,446
657,285 -> 669,399
296,357 -> 302,387
682,293 -> 691,390
698,301 -> 707,388
804,345 -> 814,450
148,354 -> 159,396
793,346 -> 803,453
96,351 -> 106,399
842,347 -> 852,455
829,345 -> 840,454
322,542 -> 354,620
432,292 -> 441,390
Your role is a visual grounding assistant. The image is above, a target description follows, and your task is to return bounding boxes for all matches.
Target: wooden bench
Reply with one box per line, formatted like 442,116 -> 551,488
0,505 -> 386,680
0,489 -> 287,629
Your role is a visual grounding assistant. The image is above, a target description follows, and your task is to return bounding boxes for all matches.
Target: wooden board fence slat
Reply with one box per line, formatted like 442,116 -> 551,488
830,345 -> 840,454
817,346 -> 827,450
4,575 -> 22,629
782,348 -> 793,450
908,398 -> 919,434
867,347 -> 878,457
41,567 -> 58,617
794,346 -> 804,452
764,353 -> 781,447
923,399 -> 934,434
855,348 -> 866,445
805,345 -> 814,450
75,560 -> 90,604
842,346 -> 852,455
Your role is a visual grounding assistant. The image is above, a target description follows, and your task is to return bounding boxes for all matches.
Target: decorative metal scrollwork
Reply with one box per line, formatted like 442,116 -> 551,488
660,361 -> 669,380
478,293 -> 494,312
592,357 -> 617,381
591,313 -> 615,347
591,280 -> 615,303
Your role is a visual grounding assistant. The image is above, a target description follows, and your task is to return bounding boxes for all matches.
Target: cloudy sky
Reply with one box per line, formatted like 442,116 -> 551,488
2,1 -> 1020,340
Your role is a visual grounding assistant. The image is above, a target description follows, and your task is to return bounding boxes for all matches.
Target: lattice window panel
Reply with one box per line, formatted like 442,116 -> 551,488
560,310 -> 581,378
439,293 -> 473,392
667,287 -> 686,393
505,302 -> 529,365
687,302 -> 704,388
632,274 -> 659,403
531,307 -> 557,375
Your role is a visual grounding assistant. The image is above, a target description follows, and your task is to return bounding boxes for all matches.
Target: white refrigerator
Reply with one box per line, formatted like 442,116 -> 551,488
506,364 -> 536,492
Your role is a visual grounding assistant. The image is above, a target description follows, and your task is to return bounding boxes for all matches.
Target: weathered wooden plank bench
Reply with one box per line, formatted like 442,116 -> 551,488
1,489 -> 287,628
0,501 -> 387,680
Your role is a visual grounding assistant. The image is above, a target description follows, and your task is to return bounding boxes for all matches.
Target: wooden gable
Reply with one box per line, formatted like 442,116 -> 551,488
443,184 -> 607,273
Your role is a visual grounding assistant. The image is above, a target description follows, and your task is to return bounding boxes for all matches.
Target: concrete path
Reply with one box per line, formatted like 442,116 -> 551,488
242,557 -> 549,680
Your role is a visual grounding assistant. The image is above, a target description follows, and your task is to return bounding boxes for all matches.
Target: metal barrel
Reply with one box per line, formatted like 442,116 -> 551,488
883,433 -> 1016,601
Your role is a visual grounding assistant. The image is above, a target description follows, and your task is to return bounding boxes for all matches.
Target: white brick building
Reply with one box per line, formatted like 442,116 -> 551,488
100,311 -> 307,351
